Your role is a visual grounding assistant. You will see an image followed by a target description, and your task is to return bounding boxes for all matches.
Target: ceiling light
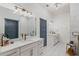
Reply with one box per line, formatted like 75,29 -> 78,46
46,4 -> 49,7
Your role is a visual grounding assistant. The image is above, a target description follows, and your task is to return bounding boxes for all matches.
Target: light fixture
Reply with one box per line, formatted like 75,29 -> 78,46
54,3 -> 62,7
46,4 -> 49,7
13,5 -> 34,18
46,3 -> 63,8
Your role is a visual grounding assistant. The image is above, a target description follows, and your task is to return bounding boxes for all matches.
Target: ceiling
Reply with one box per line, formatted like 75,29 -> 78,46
40,3 -> 70,15
16,3 -> 70,16
0,3 -> 70,15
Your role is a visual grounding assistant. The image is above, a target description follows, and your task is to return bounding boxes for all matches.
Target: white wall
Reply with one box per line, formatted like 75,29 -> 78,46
53,13 -> 70,43
47,21 -> 54,34
70,3 -> 79,46
51,4 -> 70,43
0,6 -> 20,35
70,3 -> 79,33
19,16 -> 36,36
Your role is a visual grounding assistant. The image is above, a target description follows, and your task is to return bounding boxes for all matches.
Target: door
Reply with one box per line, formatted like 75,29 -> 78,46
40,18 -> 47,46
5,18 -> 18,39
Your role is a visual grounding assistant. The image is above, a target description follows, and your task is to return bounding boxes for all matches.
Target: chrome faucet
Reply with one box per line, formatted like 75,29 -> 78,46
24,34 -> 27,40
0,34 -> 4,46
21,33 -> 27,40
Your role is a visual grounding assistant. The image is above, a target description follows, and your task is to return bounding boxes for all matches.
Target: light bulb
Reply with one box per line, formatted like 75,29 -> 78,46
13,9 -> 18,14
18,8 -> 23,16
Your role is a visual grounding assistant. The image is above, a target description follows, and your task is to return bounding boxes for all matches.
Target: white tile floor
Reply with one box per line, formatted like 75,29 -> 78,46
42,42 -> 68,56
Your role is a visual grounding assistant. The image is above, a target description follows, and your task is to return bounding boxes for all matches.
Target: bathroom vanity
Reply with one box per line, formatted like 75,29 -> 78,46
0,5 -> 44,56
0,37 -> 43,56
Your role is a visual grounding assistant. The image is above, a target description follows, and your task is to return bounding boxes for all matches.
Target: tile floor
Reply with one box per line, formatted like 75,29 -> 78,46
42,42 -> 68,56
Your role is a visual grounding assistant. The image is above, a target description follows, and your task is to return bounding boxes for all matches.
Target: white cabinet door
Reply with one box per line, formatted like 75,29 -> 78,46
20,48 -> 33,56
32,46 -> 38,56
37,40 -> 43,56
0,48 -> 20,56
20,43 -> 37,56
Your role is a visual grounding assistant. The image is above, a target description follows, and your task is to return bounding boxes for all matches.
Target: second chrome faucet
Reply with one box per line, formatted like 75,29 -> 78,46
21,33 -> 27,40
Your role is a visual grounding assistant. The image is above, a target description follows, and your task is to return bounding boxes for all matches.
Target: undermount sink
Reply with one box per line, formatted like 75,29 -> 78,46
10,37 -> 34,43
1,36 -> 38,46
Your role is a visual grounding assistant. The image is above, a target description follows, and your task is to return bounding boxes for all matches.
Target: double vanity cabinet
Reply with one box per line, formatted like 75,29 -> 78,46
0,38 -> 43,56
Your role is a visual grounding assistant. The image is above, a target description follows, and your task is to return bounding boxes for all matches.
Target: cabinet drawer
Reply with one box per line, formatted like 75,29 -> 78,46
0,48 -> 20,56
20,42 -> 37,53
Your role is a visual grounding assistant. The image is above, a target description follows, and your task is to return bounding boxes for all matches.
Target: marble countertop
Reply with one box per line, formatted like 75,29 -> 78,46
0,37 -> 43,54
